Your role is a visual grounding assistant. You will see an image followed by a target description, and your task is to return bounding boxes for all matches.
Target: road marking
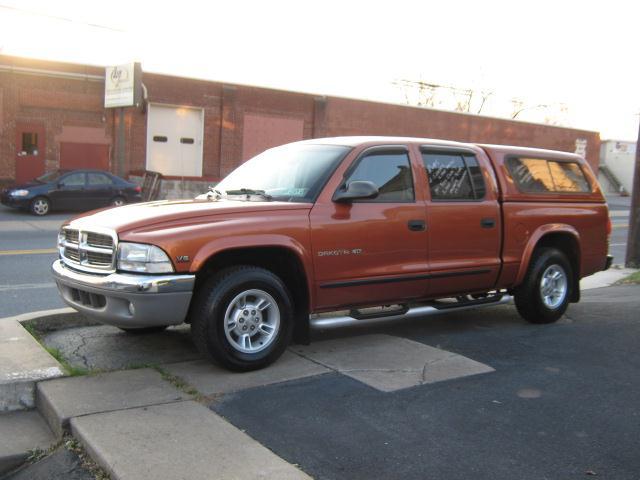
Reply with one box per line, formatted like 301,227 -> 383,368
0,282 -> 56,292
0,248 -> 57,256
609,210 -> 630,218
609,243 -> 626,246
612,224 -> 628,229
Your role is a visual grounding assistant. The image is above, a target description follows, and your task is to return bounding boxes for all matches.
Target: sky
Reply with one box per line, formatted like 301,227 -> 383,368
0,0 -> 638,140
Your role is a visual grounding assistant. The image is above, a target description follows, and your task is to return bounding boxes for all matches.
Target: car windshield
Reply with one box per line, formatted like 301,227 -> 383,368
35,170 -> 64,183
215,144 -> 351,202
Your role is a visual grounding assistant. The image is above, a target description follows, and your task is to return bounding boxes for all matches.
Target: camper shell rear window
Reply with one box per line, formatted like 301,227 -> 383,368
506,157 -> 591,193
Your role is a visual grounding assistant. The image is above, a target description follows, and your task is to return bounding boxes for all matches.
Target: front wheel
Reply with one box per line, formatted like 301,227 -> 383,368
514,247 -> 573,324
30,197 -> 50,216
190,266 -> 294,371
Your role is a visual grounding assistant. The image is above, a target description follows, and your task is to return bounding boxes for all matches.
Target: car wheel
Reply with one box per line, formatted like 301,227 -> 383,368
118,326 -> 168,334
30,197 -> 50,216
190,266 -> 294,371
514,247 -> 573,324
110,196 -> 126,207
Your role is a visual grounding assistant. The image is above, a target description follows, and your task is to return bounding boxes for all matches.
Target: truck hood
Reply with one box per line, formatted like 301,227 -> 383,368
67,199 -> 312,233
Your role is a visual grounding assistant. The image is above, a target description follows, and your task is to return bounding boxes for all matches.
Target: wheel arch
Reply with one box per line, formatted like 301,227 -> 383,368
515,224 -> 581,302
191,244 -> 312,343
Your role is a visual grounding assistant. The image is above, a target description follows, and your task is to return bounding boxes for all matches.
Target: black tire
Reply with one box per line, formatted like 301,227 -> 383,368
190,266 -> 294,371
110,196 -> 126,207
118,326 -> 168,334
514,247 -> 573,324
30,196 -> 50,216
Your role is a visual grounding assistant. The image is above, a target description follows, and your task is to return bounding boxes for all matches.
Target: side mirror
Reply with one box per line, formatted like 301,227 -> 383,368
333,180 -> 379,203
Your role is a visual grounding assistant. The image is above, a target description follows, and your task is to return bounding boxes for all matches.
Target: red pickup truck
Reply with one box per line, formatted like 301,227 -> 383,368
52,137 -> 612,371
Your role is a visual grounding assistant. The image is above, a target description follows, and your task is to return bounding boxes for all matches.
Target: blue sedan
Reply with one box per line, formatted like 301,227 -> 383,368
1,169 -> 143,216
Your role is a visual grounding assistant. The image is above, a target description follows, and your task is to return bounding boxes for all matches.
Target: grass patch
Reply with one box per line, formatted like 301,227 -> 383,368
21,322 -> 90,377
44,346 -> 90,376
615,271 -> 640,285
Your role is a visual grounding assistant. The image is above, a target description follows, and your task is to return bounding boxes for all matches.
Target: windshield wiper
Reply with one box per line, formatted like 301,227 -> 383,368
225,188 -> 273,201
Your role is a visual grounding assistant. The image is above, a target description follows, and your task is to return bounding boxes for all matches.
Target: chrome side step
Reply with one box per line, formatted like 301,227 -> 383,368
309,294 -> 513,331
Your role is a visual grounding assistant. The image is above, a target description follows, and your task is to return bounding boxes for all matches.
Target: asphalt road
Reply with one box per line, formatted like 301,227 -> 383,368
0,206 -> 71,317
215,285 -> 640,480
607,195 -> 631,264
0,195 -> 633,318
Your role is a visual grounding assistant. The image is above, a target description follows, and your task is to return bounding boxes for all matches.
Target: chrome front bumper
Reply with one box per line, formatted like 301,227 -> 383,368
51,259 -> 195,328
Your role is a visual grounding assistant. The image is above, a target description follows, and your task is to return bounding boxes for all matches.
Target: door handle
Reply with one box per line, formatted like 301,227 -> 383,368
408,220 -> 426,231
481,218 -> 496,228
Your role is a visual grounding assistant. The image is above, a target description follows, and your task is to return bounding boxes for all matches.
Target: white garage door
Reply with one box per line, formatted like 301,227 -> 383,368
146,104 -> 204,176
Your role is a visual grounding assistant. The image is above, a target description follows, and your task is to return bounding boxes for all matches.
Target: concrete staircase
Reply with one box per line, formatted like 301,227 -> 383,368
0,310 -> 310,479
0,311 -> 67,476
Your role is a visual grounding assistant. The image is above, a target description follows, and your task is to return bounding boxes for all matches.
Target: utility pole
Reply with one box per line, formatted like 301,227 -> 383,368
625,119 -> 640,267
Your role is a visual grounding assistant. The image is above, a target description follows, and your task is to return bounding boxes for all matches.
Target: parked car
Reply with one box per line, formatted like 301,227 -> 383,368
51,137 -> 612,371
1,169 -> 142,216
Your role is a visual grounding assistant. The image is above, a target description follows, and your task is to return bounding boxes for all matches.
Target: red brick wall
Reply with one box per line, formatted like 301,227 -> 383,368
0,54 -> 601,184
322,97 -> 601,170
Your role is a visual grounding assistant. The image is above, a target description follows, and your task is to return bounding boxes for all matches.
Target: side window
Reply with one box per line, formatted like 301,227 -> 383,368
345,151 -> 414,202
422,152 -> 485,200
87,173 -> 113,186
506,158 -> 590,193
61,173 -> 85,187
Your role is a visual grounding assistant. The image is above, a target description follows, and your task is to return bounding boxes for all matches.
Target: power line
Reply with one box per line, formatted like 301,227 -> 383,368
0,4 -> 125,32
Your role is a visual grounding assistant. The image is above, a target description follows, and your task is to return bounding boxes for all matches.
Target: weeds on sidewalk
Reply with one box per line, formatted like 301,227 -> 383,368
21,322 -> 90,376
64,436 -> 110,480
615,271 -> 640,285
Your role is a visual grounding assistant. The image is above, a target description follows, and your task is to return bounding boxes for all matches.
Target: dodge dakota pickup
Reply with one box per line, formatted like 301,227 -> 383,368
52,137 -> 612,371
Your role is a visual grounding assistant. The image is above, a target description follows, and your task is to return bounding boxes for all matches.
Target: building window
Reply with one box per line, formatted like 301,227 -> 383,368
21,132 -> 39,155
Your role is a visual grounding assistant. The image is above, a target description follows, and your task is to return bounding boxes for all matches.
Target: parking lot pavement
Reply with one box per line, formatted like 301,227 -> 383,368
213,285 -> 640,480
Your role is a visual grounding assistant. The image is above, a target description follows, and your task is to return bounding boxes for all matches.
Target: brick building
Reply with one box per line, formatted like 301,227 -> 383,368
0,54 -> 601,197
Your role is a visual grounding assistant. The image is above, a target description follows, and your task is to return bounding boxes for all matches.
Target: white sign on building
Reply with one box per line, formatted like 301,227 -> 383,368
104,63 -> 139,108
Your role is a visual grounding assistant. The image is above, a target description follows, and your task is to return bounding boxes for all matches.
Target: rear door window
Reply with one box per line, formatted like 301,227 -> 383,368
87,173 -> 113,186
422,152 -> 486,200
506,157 -> 591,193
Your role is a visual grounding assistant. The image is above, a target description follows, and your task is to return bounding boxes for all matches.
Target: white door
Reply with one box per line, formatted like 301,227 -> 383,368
146,104 -> 203,176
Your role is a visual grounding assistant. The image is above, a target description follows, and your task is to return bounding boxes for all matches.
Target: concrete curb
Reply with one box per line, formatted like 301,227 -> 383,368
0,309 -> 76,412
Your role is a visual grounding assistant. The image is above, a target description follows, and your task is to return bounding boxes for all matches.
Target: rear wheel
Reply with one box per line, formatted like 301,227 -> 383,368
190,266 -> 294,371
514,247 -> 573,324
110,196 -> 126,207
30,197 -> 50,216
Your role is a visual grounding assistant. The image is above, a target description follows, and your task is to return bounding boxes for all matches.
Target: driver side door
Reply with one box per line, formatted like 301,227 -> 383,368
309,146 -> 429,310
49,172 -> 87,211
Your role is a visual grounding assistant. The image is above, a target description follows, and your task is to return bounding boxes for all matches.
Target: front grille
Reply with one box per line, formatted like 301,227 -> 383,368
61,227 -> 116,272
86,232 -> 113,248
65,229 -> 79,244
86,251 -> 113,266
64,246 -> 80,262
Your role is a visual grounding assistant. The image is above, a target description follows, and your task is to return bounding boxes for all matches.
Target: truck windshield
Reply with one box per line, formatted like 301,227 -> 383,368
216,144 -> 351,202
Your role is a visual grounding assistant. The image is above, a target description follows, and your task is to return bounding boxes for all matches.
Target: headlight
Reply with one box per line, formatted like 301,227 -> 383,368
10,189 -> 29,197
117,242 -> 174,273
